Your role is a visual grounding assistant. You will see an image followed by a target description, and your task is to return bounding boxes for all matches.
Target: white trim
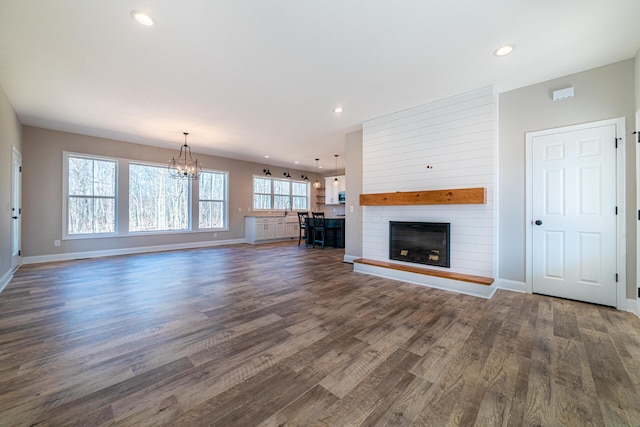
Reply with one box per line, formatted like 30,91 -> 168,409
343,255 -> 359,263
494,278 -> 526,293
624,298 -> 639,317
0,267 -> 17,293
197,169 -> 229,232
63,152 -> 119,239
353,262 -> 497,299
525,118 -> 626,309
11,146 -> 22,271
22,238 -> 246,265
635,109 -> 640,318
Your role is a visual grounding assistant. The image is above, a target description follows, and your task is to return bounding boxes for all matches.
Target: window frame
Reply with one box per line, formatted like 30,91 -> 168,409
128,160 -> 193,234
197,169 -> 229,231
252,175 -> 310,211
63,152 -> 118,240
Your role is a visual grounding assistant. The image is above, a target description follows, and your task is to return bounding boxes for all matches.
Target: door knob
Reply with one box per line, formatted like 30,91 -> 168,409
12,216 -> 18,219
534,220 -> 543,225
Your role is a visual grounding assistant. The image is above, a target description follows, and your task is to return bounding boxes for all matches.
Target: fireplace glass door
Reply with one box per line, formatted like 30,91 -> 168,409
389,222 -> 450,268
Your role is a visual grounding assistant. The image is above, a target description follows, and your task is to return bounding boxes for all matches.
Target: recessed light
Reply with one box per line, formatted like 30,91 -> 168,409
294,161 -> 299,164
494,44 -> 514,57
319,166 -> 323,169
131,11 -> 155,26
333,107 -> 344,113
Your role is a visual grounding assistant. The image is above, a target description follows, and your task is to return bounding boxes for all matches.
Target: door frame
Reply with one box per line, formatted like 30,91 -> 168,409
11,147 -> 22,271
525,117 -> 626,309
636,108 -> 640,314
9,147 -> 22,271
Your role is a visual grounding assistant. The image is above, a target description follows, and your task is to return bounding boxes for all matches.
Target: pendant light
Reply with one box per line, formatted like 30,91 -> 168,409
333,154 -> 339,186
313,158 -> 322,188
168,132 -> 202,180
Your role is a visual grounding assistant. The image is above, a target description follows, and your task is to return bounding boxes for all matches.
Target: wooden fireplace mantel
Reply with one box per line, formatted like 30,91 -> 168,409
359,187 -> 486,206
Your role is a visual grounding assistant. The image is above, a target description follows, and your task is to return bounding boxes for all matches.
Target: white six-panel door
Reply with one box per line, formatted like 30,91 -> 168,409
530,123 -> 618,307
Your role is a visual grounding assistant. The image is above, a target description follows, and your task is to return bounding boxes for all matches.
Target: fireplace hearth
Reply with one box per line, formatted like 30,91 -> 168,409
389,221 -> 450,268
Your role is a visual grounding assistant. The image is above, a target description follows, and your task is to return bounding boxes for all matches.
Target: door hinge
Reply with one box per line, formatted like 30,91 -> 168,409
634,131 -> 640,143
615,206 -> 618,215
615,273 -> 618,282
18,250 -> 21,256
615,137 -> 622,148
19,166 -> 22,172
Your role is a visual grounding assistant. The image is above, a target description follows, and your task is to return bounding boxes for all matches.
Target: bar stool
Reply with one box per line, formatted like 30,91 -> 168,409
311,212 -> 326,249
297,212 -> 309,246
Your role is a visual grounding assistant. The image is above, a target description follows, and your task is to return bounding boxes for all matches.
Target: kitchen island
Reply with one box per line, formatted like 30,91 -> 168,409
307,217 -> 345,248
244,215 -> 345,248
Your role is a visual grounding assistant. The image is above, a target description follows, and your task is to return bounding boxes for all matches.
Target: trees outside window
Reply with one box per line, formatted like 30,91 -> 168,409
252,176 -> 309,210
129,163 -> 189,232
66,155 -> 116,235
199,170 -> 227,229
253,177 -> 272,210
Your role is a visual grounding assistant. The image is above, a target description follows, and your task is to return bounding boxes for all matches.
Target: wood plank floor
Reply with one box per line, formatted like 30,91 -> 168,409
1,241 -> 640,426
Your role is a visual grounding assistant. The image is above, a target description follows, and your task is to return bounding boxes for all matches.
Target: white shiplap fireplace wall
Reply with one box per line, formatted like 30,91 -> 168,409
359,86 -> 497,297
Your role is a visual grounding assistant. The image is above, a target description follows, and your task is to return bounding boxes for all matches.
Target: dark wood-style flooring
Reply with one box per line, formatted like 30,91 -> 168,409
1,241 -> 640,426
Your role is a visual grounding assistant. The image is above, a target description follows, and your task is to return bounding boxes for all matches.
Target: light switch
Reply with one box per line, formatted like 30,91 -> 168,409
350,205 -> 354,213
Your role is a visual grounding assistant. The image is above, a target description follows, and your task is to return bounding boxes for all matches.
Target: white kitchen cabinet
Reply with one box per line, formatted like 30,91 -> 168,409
286,222 -> 299,238
324,175 -> 346,205
245,217 -> 288,243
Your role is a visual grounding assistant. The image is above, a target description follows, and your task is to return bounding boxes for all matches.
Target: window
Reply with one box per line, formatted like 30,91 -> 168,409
66,154 -> 117,236
199,170 -> 228,229
273,179 -> 290,209
253,177 -> 272,209
292,182 -> 308,209
129,163 -> 189,232
252,176 -> 309,210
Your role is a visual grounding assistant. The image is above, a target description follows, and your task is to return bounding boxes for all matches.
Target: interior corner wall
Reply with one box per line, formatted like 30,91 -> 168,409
344,129 -> 363,261
0,85 -> 22,283
498,59 -> 637,299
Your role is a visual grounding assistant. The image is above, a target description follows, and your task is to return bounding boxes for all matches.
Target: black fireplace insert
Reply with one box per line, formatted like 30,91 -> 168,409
389,221 -> 450,268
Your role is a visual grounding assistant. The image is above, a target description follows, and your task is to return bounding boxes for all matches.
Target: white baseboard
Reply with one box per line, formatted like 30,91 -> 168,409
624,298 -> 639,317
494,278 -> 527,293
353,262 -> 496,299
0,267 -> 16,293
343,254 -> 359,264
21,238 -> 247,265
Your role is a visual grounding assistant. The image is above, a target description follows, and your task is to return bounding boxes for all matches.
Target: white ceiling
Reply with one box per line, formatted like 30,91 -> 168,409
1,1 -> 639,172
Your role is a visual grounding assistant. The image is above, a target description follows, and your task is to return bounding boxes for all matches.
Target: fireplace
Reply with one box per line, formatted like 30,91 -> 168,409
389,221 -> 450,268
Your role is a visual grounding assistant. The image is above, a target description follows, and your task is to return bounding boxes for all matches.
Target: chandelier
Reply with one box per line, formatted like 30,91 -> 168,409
168,132 -> 202,180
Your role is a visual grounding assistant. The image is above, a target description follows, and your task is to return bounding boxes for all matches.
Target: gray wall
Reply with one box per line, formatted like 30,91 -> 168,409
0,85 -> 22,283
636,48 -> 640,109
21,126 -> 312,258
344,129 -> 363,261
498,59 -> 637,299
